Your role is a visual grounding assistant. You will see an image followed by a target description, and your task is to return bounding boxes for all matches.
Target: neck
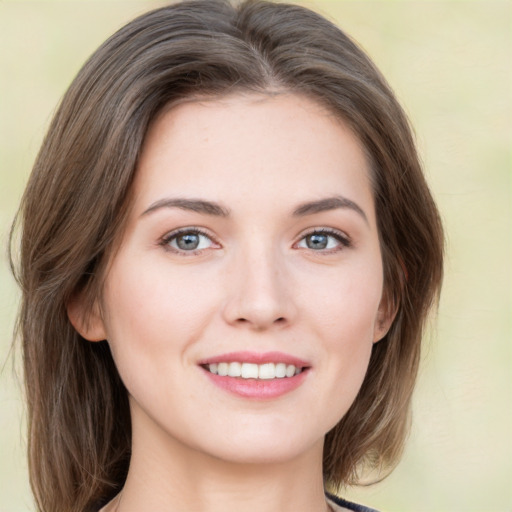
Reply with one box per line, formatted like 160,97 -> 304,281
110,403 -> 330,512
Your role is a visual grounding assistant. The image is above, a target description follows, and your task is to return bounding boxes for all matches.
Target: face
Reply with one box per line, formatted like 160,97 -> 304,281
73,93 -> 392,466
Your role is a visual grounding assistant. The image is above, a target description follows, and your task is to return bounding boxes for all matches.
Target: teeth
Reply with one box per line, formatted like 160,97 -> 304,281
241,363 -> 258,379
207,362 -> 303,379
258,363 -> 275,380
217,362 -> 228,376
228,361 -> 241,377
275,363 -> 286,378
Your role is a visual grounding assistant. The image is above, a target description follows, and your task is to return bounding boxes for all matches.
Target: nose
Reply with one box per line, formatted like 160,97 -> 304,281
222,244 -> 297,331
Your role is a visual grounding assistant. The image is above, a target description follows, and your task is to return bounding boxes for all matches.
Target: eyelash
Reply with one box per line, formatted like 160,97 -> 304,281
160,227 -> 216,256
159,227 -> 351,256
296,228 -> 351,253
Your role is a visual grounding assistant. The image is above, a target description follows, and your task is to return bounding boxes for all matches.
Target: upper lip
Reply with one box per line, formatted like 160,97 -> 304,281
198,351 -> 310,368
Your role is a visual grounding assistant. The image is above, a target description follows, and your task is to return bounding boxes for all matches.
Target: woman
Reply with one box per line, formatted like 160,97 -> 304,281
10,1 -> 443,511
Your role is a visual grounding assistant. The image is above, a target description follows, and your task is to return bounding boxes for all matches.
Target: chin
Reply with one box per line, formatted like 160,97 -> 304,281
192,427 -> 323,466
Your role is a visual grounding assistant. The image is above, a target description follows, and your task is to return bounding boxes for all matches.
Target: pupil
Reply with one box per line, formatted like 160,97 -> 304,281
177,233 -> 199,250
307,234 -> 328,249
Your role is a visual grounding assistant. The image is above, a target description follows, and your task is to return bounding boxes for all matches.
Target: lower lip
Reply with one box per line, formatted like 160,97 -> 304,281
203,369 -> 308,399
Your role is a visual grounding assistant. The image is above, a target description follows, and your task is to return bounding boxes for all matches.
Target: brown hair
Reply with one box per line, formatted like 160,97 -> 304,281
10,1 -> 443,510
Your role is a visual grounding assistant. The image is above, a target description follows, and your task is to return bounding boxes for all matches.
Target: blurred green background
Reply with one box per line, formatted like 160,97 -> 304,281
0,1 -> 510,511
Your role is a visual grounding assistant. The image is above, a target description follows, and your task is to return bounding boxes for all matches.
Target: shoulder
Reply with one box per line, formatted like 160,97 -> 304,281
326,492 -> 380,512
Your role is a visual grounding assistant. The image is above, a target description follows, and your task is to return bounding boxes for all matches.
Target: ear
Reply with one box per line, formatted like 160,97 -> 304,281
373,293 -> 398,344
67,294 -> 107,342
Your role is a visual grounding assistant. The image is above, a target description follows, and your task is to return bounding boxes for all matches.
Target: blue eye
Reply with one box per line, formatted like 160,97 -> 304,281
297,230 -> 350,251
162,229 -> 215,254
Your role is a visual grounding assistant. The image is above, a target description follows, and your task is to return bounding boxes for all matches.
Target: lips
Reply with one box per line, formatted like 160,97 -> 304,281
199,351 -> 309,367
199,351 -> 310,399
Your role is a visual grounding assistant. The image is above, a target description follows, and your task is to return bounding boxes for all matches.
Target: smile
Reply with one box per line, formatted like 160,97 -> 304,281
205,362 -> 303,379
199,351 -> 310,399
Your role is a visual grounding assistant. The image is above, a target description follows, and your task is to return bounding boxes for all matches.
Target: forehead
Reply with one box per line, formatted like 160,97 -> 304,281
133,92 -> 376,223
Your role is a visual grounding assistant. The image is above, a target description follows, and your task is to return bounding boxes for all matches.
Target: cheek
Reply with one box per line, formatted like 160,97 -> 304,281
304,261 -> 384,337
99,261 -> 221,418
101,258 -> 221,359
306,282 -> 379,429
301,260 -> 383,395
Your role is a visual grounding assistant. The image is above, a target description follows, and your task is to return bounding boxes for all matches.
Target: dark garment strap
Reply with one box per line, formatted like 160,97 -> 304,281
326,492 -> 380,512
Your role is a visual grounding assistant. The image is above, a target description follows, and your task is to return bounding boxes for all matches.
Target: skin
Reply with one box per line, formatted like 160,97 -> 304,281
70,93 -> 393,512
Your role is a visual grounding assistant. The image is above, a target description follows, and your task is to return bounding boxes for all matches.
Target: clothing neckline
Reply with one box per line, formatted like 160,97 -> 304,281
326,492 -> 379,512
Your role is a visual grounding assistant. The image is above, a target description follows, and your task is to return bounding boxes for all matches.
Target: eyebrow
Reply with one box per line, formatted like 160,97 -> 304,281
142,198 -> 231,217
293,196 -> 368,224
141,195 -> 368,224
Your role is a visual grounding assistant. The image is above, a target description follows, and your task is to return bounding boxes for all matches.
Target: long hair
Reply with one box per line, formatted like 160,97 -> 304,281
10,1 -> 444,510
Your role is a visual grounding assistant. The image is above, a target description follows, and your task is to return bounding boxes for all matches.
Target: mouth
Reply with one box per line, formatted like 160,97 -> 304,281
202,361 -> 306,380
198,352 -> 310,399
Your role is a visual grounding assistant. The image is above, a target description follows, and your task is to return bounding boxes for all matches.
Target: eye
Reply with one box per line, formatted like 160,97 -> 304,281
296,229 -> 350,252
161,228 -> 217,255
